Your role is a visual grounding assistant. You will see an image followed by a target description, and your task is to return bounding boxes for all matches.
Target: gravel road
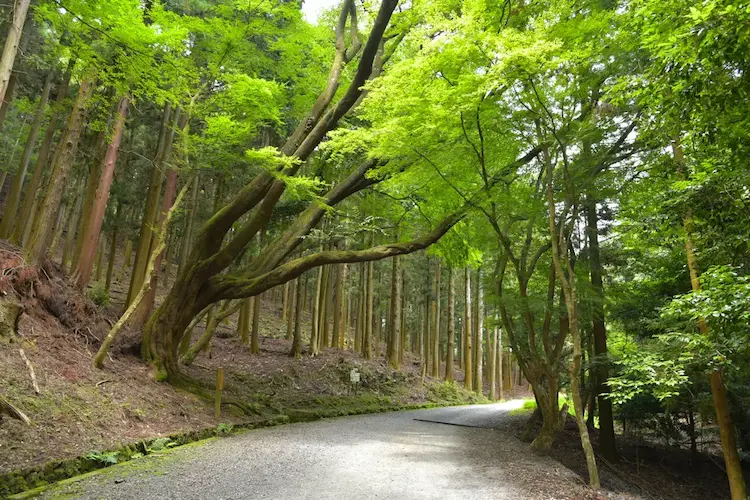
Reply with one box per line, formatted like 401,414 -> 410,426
38,401 -> 589,499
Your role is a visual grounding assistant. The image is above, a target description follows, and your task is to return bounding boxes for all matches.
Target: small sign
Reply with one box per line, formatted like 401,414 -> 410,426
349,368 -> 360,384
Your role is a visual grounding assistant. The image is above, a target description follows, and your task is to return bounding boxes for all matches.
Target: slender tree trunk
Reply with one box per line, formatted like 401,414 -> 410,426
290,274 -> 304,357
75,96 -> 129,288
586,191 -> 617,459
399,268 -> 406,365
333,263 -> 343,347
105,206 -> 120,292
431,261 -> 441,378
61,179 -> 85,269
445,267 -> 455,381
25,78 -> 94,264
126,104 -> 171,306
13,62 -> 74,245
463,267 -> 473,390
673,140 -> 746,499
0,72 -> 52,238
498,327 -> 504,400
251,293 -> 261,354
72,130 -> 108,271
286,278 -> 296,340
363,260 -> 373,359
489,325 -> 498,400
387,254 -> 401,368
339,263 -> 348,349
545,153 -> 600,488
0,0 -> 31,106
310,264 -> 323,355
282,281 -> 289,322
475,268 -> 484,394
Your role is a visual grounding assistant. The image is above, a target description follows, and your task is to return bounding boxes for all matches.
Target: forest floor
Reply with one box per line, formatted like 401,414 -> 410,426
506,405 -> 743,500
0,244 -> 497,495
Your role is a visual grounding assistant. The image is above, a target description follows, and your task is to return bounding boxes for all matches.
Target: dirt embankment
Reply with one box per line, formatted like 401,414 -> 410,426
0,242 -> 492,496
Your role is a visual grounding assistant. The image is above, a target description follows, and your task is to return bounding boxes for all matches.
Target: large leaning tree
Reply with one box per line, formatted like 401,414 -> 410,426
137,0 -> 544,387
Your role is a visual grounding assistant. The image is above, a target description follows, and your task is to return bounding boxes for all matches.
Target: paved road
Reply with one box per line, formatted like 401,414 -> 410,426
39,401 -> 587,499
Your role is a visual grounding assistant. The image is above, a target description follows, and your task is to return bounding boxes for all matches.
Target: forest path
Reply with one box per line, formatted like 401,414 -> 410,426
37,402 -> 589,500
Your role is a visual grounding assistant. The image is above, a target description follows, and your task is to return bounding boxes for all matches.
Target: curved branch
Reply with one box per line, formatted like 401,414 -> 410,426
210,211 -> 465,301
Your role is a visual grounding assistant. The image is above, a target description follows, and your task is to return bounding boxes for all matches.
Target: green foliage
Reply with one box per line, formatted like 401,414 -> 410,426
85,451 -> 119,466
87,283 -> 110,308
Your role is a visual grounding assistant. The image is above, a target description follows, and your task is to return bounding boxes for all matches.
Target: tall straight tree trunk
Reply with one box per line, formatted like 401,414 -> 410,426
319,265 -> 330,349
105,204 -> 120,292
95,237 -> 105,282
387,254 -> 401,368
126,104 -> 171,306
363,260 -> 373,359
463,267 -> 473,390
251,293 -> 261,354
72,130 -> 107,271
25,78 -> 94,264
338,264 -> 348,349
586,193 -> 617,460
61,179 -> 85,269
399,268 -> 406,365
290,274 -> 304,358
75,96 -> 129,289
475,268 -> 484,394
281,282 -> 289,322
445,267 -> 455,381
0,0 -> 31,106
673,140 -> 746,499
489,326 -> 498,400
332,263 -> 343,347
286,278 -> 296,340
498,327 -> 504,400
431,261 -> 441,378
310,264 -> 323,355
14,62 -> 74,245
0,72 -> 52,238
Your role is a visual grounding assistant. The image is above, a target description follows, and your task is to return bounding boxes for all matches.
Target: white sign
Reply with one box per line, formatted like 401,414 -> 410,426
349,368 -> 360,384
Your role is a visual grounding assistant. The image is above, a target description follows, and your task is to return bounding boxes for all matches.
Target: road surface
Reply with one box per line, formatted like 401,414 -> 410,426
38,401 -> 588,499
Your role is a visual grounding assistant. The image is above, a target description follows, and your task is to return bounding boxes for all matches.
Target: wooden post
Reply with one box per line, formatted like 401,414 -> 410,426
215,367 -> 224,419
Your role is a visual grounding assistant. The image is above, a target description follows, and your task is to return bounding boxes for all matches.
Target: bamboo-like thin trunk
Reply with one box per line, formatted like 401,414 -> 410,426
105,204 -> 120,292
445,267 -> 455,381
431,261 -> 441,378
251,294 -> 261,354
286,278 -> 296,340
475,268 -> 484,394
463,267 -> 473,390
489,325 -> 498,400
290,274 -> 304,358
387,255 -> 401,368
363,261 -> 373,359
310,264 -> 323,355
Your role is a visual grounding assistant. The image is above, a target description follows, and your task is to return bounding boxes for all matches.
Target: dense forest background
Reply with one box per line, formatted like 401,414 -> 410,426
0,0 -> 748,498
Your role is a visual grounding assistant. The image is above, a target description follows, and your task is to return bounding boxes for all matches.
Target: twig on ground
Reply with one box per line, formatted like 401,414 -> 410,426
18,348 -> 40,394
95,379 -> 113,387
